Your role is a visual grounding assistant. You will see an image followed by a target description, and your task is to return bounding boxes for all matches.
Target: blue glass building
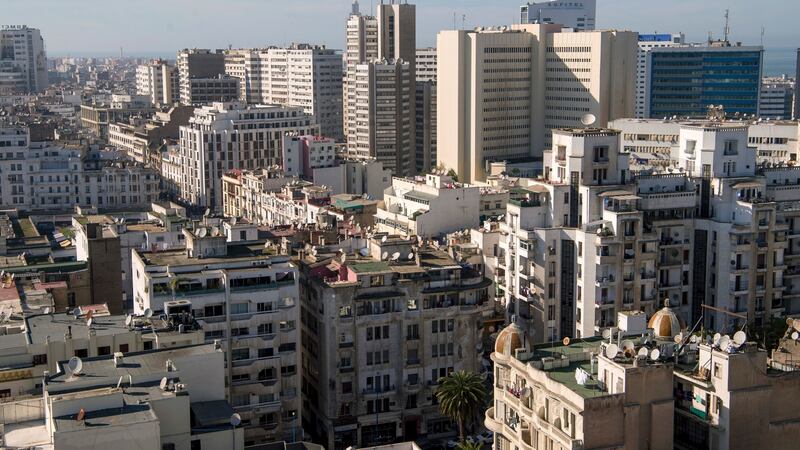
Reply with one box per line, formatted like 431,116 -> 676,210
647,45 -> 763,118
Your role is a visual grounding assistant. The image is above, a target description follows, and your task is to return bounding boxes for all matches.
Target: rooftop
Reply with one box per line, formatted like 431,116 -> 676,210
139,242 -> 281,267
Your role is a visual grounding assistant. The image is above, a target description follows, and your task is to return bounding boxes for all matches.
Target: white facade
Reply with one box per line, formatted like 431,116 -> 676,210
519,0 -> 596,29
225,45 -> 344,141
282,134 -> 337,178
135,60 -> 178,106
0,25 -> 47,94
0,127 -> 161,212
759,76 -> 795,119
176,102 -> 319,210
375,174 -> 482,238
131,228 -> 301,445
415,47 -> 437,83
437,25 -> 637,182
311,158 -> 392,200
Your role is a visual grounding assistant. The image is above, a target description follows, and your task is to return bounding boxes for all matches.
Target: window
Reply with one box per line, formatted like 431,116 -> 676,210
33,354 -> 47,365
143,341 -> 154,350
191,440 -> 201,450
98,346 -> 112,356
713,362 -> 722,378
74,349 -> 88,358
232,348 -> 250,361
163,444 -> 176,450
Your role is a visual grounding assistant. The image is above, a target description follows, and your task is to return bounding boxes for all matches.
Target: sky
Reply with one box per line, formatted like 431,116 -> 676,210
3,0 -> 799,57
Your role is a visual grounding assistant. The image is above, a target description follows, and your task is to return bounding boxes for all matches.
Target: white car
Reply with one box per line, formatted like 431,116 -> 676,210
475,431 -> 494,445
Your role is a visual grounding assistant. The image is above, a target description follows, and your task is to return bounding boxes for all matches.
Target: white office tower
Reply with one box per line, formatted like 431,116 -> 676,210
415,47 -> 437,173
225,45 -> 344,141
344,0 -> 417,177
135,59 -> 179,106
520,0 -> 596,29
176,102 -> 319,210
437,24 -> 637,183
0,25 -> 47,94
759,76 -> 795,119
415,47 -> 437,83
635,33 -> 685,118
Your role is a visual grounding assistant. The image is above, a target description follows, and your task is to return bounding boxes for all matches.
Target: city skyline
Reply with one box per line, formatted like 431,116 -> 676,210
5,0 -> 798,58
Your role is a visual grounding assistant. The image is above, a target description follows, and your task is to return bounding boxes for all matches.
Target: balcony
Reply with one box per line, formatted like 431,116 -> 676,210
484,407 -> 503,434
362,385 -> 396,396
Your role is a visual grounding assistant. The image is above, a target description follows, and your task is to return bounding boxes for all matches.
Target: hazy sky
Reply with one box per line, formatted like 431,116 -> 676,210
3,0 -> 799,55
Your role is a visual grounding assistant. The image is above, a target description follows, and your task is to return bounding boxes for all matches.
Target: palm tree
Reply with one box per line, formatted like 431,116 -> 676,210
456,441 -> 483,450
436,370 -> 488,442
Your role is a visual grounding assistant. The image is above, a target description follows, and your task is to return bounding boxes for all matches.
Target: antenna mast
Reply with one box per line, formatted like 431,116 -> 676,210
723,9 -> 730,43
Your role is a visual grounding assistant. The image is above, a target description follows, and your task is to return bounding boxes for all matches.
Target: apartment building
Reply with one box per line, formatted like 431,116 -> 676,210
635,33 -> 685,118
375,173 -> 498,239
108,105 -> 194,166
299,235 -> 492,449
131,222 -> 301,445
282,134 -> 337,179
4,344 -> 243,449
415,48 -> 437,83
759,76 -> 795,119
610,117 -> 800,165
176,48 -> 229,104
136,59 -> 179,106
222,172 -> 331,226
519,0 -> 596,29
437,25 -> 637,182
344,1 -> 417,177
225,45 -> 344,141
176,102 -> 319,210
0,304 -> 203,400
415,80 -> 436,174
311,158 -> 392,200
0,126 -> 161,212
0,25 -> 47,94
80,94 -> 155,138
487,315 -> 674,450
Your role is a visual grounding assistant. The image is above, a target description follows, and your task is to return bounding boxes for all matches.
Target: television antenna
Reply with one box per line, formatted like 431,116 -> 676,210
144,308 -> 153,319
562,337 -> 571,346
407,252 -> 414,260
649,348 -> 660,361
381,235 -> 388,243
340,254 -> 347,264
125,315 -> 133,327
605,343 -> 619,359
712,333 -> 721,346
68,356 -> 84,375
211,226 -> 220,237
719,335 -> 731,351
732,330 -> 746,346
230,413 -> 242,427
637,347 -> 648,357
159,376 -> 168,391
197,227 -> 208,238
792,331 -> 799,340
230,217 -> 238,226
381,252 -> 389,261
204,208 -> 211,217
391,252 -> 400,261
602,329 -> 612,340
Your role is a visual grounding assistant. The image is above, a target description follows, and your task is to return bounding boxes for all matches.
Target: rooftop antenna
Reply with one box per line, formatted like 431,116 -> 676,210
580,113 -> 596,128
144,308 -> 153,319
197,228 -> 208,238
723,9 -> 730,43
230,413 -> 242,427
159,376 -> 169,391
391,251 -> 401,261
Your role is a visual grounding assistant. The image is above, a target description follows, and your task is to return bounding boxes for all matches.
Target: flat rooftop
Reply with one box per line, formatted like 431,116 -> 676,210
139,242 -> 282,267
26,312 -> 182,345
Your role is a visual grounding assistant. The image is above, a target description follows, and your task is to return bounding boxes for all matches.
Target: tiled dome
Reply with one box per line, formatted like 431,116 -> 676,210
648,298 -> 686,339
495,316 -> 528,356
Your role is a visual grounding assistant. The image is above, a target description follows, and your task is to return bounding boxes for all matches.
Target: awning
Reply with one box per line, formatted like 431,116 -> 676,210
613,194 -> 641,201
732,180 -> 761,189
598,190 -> 633,197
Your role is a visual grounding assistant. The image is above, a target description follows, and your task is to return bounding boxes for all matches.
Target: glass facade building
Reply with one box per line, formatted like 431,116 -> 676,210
648,45 -> 763,118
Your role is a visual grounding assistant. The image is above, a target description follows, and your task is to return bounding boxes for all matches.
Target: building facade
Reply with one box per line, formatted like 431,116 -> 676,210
635,33 -> 685,118
136,59 -> 179,106
759,76 -> 795,119
519,0 -> 596,29
0,25 -> 47,94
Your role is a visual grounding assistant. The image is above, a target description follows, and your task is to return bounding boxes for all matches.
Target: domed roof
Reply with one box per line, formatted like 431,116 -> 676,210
495,316 -> 528,356
648,298 -> 686,339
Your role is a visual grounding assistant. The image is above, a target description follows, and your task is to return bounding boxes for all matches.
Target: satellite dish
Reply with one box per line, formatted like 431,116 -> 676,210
230,413 -> 242,427
562,337 -> 571,346
204,208 -> 211,217
231,217 -> 238,226
72,308 -> 81,317
359,248 -> 369,257
690,335 -> 699,344
211,226 -> 221,236
381,252 -> 388,260
43,306 -> 52,315
712,333 -> 721,346
649,348 -> 660,360
76,408 -> 86,421
574,368 -> 587,385
408,252 -> 414,260
719,335 -> 731,350
381,235 -> 388,243
602,329 -> 612,340
580,113 -> 597,127
87,318 -> 93,327
144,308 -> 153,318
391,252 -> 401,261
605,343 -> 619,359
197,228 -> 208,238
68,356 -> 83,375
621,340 -> 635,352
340,254 -> 347,264
733,331 -> 746,346
674,333 -> 684,344
159,377 -> 168,391
792,331 -> 799,340
637,347 -> 648,357
125,315 -> 133,326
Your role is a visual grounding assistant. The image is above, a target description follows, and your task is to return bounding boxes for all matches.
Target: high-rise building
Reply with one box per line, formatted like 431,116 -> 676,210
132,223 -> 301,446
635,33 -> 685,118
415,47 -> 437,83
437,24 -> 637,183
794,48 -> 800,119
176,102 -> 319,210
344,1 -> 417,177
136,59 -> 179,106
519,0 -> 596,29
759,76 -> 795,119
225,45 -> 344,141
299,236 -> 492,449
0,25 -> 47,94
647,43 -> 763,118
176,49 -> 238,105
415,80 -> 436,173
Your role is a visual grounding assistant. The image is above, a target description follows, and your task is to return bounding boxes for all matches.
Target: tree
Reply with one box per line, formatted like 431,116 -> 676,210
436,370 -> 488,442
456,441 -> 483,450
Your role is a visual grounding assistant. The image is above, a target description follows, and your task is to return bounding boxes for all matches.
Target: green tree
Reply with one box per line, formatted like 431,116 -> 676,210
436,370 -> 488,442
456,441 -> 483,450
